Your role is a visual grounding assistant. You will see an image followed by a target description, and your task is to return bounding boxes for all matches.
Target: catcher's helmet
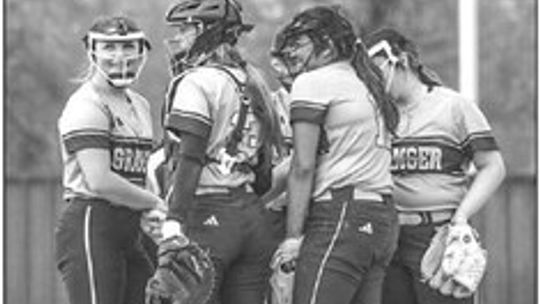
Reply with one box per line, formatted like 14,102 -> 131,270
84,16 -> 151,87
164,0 -> 253,75
272,6 -> 355,60
271,6 -> 356,78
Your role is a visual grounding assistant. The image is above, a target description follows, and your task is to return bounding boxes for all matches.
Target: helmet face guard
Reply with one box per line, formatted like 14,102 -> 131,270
271,6 -> 355,79
84,17 -> 151,87
367,40 -> 399,93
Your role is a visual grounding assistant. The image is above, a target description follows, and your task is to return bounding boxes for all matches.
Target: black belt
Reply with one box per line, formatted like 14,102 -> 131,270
397,209 -> 454,226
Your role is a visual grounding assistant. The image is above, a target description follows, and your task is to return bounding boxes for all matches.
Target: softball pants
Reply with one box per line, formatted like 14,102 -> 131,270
184,189 -> 284,304
382,220 -> 474,304
293,186 -> 399,304
55,198 -> 154,304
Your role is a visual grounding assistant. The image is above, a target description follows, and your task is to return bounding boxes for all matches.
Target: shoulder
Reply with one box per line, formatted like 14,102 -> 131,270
430,86 -> 471,106
293,67 -> 327,90
126,89 -> 150,110
61,84 -> 104,120
185,66 -> 244,87
59,83 -> 110,132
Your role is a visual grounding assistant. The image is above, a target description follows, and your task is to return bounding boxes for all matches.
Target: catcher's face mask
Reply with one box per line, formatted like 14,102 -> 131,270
272,34 -> 316,80
164,20 -> 204,75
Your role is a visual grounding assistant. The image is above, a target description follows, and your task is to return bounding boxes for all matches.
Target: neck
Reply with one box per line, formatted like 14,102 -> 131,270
90,73 -> 126,96
398,77 -> 426,108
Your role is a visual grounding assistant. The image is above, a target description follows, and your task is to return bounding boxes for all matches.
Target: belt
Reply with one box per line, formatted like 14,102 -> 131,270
195,184 -> 254,196
316,185 -> 386,203
398,209 -> 454,226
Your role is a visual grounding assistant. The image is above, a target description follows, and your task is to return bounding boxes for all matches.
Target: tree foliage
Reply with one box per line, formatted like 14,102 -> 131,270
5,0 -> 535,177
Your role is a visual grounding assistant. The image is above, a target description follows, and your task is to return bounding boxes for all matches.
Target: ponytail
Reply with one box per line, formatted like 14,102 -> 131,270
351,40 -> 399,136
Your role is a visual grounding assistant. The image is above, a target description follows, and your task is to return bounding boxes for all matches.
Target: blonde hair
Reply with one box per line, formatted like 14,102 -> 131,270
71,57 -> 97,84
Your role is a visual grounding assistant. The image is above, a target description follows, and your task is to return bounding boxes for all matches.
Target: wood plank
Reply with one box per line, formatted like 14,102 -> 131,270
5,181 -> 30,304
27,180 -> 55,304
477,183 -> 510,304
507,179 -> 536,304
52,181 -> 70,304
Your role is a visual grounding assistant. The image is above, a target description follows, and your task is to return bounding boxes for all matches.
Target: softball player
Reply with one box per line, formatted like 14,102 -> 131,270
159,1 -> 285,303
364,28 -> 506,304
270,6 -> 400,304
55,16 -> 165,304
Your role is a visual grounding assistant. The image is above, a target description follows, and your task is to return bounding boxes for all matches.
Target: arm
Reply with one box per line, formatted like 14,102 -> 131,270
160,130 -> 209,240
166,131 -> 207,223
286,122 -> 320,238
77,148 -> 164,210
452,150 -> 506,223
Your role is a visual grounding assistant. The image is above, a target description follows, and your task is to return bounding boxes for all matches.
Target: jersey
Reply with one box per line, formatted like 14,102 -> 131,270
146,147 -> 167,198
272,87 -> 293,157
164,66 -> 263,193
289,61 -> 393,200
391,86 -> 499,211
58,82 -> 154,200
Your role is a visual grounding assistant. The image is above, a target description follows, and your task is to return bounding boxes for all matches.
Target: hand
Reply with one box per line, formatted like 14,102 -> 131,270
161,219 -> 188,242
141,209 -> 166,243
271,236 -> 304,270
155,198 -> 168,213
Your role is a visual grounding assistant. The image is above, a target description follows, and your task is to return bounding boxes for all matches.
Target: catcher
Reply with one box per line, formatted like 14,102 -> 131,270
364,28 -> 506,304
145,0 -> 285,304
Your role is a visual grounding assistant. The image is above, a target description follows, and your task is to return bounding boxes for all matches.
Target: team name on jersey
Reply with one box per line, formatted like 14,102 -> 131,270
390,140 -> 465,174
110,137 -> 153,184
391,145 -> 442,171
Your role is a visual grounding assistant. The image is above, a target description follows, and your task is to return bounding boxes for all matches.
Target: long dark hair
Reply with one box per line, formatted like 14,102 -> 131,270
276,6 -> 399,135
209,43 -> 285,157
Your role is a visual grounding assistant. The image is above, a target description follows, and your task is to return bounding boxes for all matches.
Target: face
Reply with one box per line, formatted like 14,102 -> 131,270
91,39 -> 146,87
278,34 -> 316,76
270,56 -> 293,90
165,22 -> 201,61
371,54 -> 401,99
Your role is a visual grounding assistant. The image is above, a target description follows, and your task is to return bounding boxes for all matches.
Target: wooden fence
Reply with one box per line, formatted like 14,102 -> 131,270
5,175 -> 537,304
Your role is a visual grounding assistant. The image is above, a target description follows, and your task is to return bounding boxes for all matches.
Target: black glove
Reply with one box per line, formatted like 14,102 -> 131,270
146,235 -> 215,304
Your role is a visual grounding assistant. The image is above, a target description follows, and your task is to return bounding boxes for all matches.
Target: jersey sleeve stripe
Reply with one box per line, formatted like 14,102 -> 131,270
290,105 -> 327,125
165,113 -> 212,138
63,134 -> 110,153
462,132 -> 499,155
169,109 -> 212,126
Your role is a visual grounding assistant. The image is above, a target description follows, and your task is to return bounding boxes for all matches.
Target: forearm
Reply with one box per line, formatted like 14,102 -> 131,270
167,155 -> 203,222
165,130 -> 208,223
94,172 -> 163,210
456,155 -> 506,220
286,165 -> 314,238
